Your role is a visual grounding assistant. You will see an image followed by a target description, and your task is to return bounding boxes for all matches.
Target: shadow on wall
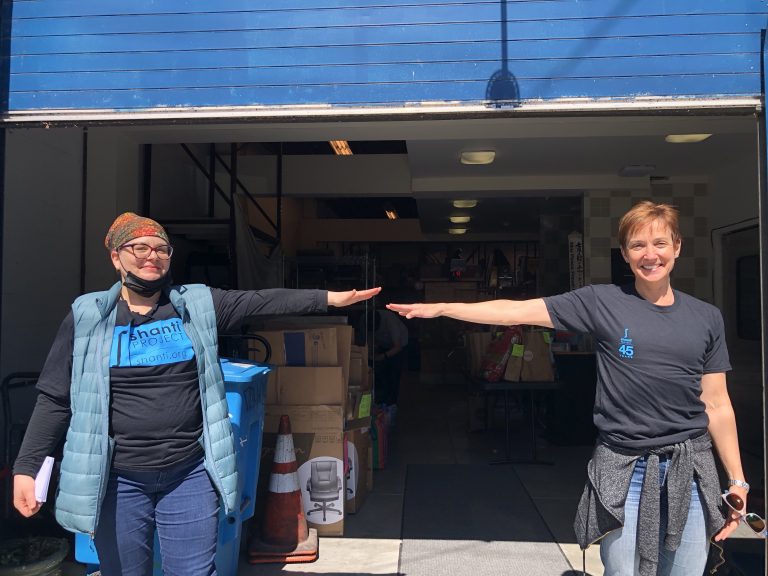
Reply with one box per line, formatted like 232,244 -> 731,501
485,0 -> 644,107
486,68 -> 520,107
485,0 -> 520,108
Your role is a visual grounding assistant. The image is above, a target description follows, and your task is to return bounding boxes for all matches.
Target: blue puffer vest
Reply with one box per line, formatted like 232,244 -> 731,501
55,281 -> 237,534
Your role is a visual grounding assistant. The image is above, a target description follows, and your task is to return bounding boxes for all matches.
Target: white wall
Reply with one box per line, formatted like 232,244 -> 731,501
1,127 -> 145,380
150,144 -> 224,219
2,128 -> 84,376
709,145 -> 759,230
583,181 -> 715,302
84,129 -> 143,290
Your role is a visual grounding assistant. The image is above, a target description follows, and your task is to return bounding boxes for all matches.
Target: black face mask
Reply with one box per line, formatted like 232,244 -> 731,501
123,271 -> 172,297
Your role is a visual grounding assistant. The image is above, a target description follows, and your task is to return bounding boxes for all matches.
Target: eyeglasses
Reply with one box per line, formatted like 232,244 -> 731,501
722,492 -> 767,537
119,243 -> 173,260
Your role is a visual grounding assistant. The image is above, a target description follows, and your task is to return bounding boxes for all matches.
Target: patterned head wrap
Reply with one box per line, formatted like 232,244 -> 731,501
104,212 -> 169,250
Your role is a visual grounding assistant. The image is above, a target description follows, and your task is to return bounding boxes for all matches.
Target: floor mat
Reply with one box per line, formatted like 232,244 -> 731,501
400,464 -> 572,576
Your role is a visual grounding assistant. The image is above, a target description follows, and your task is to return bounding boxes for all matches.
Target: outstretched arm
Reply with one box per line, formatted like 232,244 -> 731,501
702,372 -> 747,542
213,287 -> 381,331
387,298 -> 553,328
328,287 -> 381,307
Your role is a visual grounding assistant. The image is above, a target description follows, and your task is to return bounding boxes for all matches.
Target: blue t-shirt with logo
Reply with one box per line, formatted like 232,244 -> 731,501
110,317 -> 194,368
13,287 -> 326,476
544,284 -> 731,449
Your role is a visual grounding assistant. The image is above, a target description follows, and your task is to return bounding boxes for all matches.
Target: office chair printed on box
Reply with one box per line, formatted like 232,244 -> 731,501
306,460 -> 342,522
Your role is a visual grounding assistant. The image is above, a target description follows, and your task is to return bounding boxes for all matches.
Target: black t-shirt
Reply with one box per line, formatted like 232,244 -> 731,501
14,287 -> 326,475
544,284 -> 731,449
108,300 -> 201,469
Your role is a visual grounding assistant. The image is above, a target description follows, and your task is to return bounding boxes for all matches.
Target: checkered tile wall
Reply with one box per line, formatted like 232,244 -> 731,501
539,212 -> 581,296
583,184 -> 712,302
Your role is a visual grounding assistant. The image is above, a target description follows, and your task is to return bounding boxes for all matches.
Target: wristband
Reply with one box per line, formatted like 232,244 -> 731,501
728,479 -> 750,492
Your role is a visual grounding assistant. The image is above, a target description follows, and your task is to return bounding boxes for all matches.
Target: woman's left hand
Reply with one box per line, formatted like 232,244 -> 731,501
328,287 -> 381,307
713,485 -> 749,541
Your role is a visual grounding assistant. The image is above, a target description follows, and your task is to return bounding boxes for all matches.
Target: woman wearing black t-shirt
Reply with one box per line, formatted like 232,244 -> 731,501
13,212 -> 379,576
389,201 -> 747,576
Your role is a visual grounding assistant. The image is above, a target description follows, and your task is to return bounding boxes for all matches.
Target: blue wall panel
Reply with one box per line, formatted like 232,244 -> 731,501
6,0 -> 768,112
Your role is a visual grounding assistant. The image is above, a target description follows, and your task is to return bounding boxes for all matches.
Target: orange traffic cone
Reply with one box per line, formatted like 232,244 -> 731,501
248,415 -> 319,564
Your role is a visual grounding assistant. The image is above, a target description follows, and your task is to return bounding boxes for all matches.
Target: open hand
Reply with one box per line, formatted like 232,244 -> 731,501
713,486 -> 749,541
13,474 -> 41,517
328,287 -> 381,307
386,302 -> 442,319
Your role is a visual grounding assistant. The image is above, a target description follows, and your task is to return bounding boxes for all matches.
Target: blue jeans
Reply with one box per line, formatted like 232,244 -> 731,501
600,456 -> 709,576
94,455 -> 219,576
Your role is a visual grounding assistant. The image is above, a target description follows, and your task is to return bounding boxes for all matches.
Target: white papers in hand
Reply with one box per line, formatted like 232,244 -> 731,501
34,456 -> 54,503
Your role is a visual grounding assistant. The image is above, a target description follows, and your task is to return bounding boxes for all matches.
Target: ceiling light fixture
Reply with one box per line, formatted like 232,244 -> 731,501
383,201 -> 399,220
450,215 -> 471,224
452,199 -> 478,209
448,227 -> 468,235
460,150 -> 495,165
664,133 -> 712,144
329,140 -> 353,155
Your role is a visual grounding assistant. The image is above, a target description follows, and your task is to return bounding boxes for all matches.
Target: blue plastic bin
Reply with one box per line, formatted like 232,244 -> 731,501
75,358 -> 269,576
217,359 -> 270,574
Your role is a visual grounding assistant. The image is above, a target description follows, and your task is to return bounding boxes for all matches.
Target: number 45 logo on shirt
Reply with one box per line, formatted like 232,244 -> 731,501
618,328 -> 634,359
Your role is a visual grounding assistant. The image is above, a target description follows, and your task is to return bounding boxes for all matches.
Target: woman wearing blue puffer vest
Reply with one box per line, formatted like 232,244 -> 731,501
13,212 -> 379,576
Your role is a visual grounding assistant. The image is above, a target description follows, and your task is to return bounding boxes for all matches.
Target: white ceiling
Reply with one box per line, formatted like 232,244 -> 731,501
125,113 -> 759,234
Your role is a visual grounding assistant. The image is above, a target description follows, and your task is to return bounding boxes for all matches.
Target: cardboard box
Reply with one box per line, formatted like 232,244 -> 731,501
332,325 -> 353,388
248,331 -> 284,365
250,328 -> 338,367
262,405 -> 345,536
503,342 -> 525,382
257,324 -> 353,387
350,344 -> 369,388
346,385 -> 373,429
520,331 -> 555,381
265,371 -> 278,404
249,331 -> 281,364
346,386 -> 372,419
344,427 -> 373,514
275,366 -> 344,406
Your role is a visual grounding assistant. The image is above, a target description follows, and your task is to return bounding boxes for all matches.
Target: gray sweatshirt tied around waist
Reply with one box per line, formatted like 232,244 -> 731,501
574,433 -> 726,576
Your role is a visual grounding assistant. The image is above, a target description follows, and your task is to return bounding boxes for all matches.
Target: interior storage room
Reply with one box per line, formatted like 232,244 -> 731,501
0,114 -> 764,575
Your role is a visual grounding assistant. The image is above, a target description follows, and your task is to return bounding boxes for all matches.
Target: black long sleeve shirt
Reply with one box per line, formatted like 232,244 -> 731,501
13,288 -> 326,476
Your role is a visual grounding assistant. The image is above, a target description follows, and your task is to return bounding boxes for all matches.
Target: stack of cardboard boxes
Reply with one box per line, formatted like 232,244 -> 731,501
251,322 -> 373,536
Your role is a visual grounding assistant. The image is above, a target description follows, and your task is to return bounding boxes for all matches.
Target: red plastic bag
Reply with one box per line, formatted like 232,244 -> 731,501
480,326 -> 523,382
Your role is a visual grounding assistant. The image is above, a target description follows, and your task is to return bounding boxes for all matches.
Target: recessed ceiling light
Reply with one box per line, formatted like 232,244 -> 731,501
383,201 -> 398,220
329,140 -> 353,155
618,164 -> 656,177
450,215 -> 471,224
448,227 -> 468,235
452,199 -> 478,209
664,134 -> 712,144
460,150 -> 495,165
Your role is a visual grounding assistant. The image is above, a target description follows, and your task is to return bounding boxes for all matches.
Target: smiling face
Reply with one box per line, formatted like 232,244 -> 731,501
110,235 -> 172,282
620,219 -> 681,287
